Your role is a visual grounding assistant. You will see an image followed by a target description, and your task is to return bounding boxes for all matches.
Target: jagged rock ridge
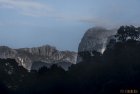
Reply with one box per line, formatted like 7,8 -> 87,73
0,45 -> 77,71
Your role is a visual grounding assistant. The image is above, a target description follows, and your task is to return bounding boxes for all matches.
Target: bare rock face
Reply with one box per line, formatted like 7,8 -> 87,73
77,27 -> 116,63
0,46 -> 17,59
0,45 -> 77,71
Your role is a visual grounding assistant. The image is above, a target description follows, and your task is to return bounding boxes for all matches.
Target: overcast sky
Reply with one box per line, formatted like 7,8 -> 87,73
0,0 -> 140,51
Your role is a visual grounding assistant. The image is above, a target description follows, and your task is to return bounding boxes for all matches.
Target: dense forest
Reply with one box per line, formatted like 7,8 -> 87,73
0,26 -> 140,94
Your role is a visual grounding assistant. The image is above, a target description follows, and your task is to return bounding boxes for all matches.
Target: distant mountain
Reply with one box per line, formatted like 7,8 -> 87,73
0,45 -> 77,71
77,27 -> 116,63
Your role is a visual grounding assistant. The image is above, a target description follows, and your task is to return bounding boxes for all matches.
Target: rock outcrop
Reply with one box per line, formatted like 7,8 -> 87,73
77,27 -> 116,63
0,45 -> 77,71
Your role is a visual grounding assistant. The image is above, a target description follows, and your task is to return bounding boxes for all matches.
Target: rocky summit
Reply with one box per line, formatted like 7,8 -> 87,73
77,27 -> 117,63
0,45 -> 77,71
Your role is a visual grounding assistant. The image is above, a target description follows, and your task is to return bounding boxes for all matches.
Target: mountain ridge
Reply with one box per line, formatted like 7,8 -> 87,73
0,45 -> 77,71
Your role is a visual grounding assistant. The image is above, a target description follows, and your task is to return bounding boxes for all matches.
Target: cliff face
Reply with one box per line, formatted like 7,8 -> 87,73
0,45 -> 77,71
0,46 -> 17,59
77,27 -> 116,63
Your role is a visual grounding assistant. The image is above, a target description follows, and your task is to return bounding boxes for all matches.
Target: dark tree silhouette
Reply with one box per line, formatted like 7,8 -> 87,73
116,25 -> 140,42
38,66 -> 49,75
117,26 -> 127,41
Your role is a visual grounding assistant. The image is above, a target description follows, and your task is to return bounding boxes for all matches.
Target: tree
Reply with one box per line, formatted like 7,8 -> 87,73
38,66 -> 49,75
117,26 -> 127,42
116,25 -> 140,42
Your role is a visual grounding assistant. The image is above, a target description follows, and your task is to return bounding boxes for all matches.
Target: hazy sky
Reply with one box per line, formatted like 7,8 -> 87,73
0,0 -> 140,51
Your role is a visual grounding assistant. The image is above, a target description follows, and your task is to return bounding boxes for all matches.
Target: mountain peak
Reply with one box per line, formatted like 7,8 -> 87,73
77,27 -> 116,63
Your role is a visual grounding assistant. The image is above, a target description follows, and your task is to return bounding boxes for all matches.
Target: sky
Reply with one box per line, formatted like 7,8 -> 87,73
0,0 -> 140,51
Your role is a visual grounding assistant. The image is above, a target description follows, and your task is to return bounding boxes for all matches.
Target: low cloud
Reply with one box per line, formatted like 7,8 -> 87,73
76,0 -> 140,28
0,0 -> 53,17
79,16 -> 140,29
0,0 -> 140,28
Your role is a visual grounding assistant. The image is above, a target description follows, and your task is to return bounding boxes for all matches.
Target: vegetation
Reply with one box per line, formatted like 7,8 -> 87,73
0,25 -> 140,94
116,25 -> 140,42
